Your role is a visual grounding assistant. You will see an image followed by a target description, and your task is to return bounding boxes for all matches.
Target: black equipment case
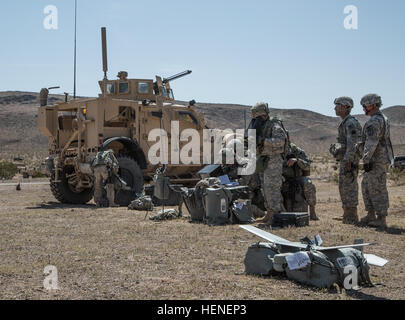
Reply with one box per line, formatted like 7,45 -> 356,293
272,212 -> 309,228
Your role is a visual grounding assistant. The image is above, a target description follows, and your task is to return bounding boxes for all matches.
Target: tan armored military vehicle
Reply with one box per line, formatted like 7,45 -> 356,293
38,28 -> 207,205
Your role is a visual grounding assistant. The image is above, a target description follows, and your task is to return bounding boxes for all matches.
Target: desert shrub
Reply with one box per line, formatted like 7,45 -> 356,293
0,161 -> 18,179
31,169 -> 47,178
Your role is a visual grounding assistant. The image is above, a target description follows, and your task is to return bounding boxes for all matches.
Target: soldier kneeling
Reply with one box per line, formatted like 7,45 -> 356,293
282,143 -> 318,221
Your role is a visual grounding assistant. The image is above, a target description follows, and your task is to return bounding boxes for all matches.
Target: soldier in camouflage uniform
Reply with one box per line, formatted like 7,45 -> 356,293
117,71 -> 128,81
283,143 -> 318,220
92,149 -> 119,207
359,94 -> 394,228
251,102 -> 288,225
219,146 -> 266,219
330,97 -> 362,224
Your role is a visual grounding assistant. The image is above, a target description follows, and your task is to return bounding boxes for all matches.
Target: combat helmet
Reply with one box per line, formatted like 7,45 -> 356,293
361,94 -> 382,107
334,97 -> 354,108
251,102 -> 269,118
117,71 -> 128,78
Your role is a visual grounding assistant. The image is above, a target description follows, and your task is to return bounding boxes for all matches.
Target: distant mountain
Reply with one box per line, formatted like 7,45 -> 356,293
1,91 -> 404,161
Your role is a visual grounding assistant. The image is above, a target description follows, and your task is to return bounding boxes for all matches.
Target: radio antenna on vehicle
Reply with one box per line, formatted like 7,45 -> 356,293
73,0 -> 78,99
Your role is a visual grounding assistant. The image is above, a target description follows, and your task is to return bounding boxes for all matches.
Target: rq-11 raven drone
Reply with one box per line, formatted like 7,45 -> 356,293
241,225 -> 388,289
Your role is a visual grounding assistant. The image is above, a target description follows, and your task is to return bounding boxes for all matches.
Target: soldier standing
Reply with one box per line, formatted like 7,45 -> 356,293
92,149 -> 120,207
117,71 -> 128,81
359,94 -> 394,228
283,143 -> 318,220
250,102 -> 288,226
330,97 -> 362,224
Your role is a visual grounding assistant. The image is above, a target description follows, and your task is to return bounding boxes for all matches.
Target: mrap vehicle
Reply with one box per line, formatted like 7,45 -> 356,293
38,28 -> 208,206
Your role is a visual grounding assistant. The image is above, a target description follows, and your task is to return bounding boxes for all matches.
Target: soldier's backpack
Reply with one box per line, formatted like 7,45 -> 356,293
244,242 -> 280,276
128,195 -> 154,211
230,200 -> 255,224
203,187 -> 233,225
277,248 -> 372,289
182,188 -> 205,222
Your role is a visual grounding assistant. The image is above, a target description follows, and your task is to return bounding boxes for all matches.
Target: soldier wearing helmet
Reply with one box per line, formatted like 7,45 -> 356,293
218,146 -> 266,219
92,149 -> 120,207
329,96 -> 362,224
359,94 -> 394,228
249,102 -> 288,226
117,71 -> 128,81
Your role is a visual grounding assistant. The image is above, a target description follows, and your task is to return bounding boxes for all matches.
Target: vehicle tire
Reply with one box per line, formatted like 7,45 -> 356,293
115,156 -> 144,206
50,166 -> 94,204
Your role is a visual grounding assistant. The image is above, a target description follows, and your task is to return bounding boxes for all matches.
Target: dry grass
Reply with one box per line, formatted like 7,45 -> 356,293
0,171 -> 404,300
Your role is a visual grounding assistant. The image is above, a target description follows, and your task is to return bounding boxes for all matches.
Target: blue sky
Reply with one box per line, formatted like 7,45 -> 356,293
0,0 -> 404,116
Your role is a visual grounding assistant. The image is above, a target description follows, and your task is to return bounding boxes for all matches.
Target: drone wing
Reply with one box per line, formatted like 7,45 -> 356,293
239,225 -> 308,250
315,243 -> 374,251
363,254 -> 388,267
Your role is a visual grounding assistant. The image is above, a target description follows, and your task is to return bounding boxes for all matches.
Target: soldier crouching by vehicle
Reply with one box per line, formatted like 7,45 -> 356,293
92,149 -> 120,207
282,143 -> 318,220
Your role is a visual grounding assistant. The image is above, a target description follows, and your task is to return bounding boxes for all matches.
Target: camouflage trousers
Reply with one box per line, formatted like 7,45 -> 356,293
93,166 -> 115,207
362,163 -> 389,216
260,155 -> 283,213
296,177 -> 316,206
338,162 -> 359,208
251,204 -> 265,218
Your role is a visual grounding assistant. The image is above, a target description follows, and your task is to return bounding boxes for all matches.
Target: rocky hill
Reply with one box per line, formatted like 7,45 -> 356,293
1,91 -> 404,165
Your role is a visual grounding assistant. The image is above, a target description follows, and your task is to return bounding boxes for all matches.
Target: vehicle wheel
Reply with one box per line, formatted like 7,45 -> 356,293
50,166 -> 94,204
115,156 -> 144,206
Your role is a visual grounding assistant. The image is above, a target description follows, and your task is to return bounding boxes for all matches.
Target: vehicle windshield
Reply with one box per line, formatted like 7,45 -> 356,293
106,83 -> 115,94
169,89 -> 174,100
138,82 -> 149,94
119,82 -> 129,93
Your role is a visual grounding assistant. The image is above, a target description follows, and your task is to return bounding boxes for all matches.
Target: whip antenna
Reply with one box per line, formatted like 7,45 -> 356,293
73,0 -> 77,99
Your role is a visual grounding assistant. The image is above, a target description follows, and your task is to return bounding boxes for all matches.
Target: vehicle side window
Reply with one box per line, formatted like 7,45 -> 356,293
106,83 -> 115,94
178,111 -> 198,125
138,82 -> 149,94
119,82 -> 129,93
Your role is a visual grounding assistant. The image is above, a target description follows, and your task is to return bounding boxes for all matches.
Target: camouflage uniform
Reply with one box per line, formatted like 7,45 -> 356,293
337,115 -> 362,207
360,94 -> 394,227
251,103 -> 288,224
219,147 -> 265,218
330,97 -> 362,223
92,150 -> 119,207
283,143 -> 318,220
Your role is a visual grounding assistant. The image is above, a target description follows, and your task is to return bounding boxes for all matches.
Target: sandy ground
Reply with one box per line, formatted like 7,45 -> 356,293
0,179 -> 404,300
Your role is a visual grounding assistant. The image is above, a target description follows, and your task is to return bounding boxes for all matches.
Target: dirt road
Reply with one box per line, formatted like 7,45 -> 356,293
0,180 -> 404,300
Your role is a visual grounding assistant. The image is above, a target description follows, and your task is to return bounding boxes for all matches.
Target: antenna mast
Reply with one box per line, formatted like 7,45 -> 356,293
73,0 -> 77,99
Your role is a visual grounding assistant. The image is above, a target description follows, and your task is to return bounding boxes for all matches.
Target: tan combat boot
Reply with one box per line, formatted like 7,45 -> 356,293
360,210 -> 376,224
343,207 -> 359,224
256,210 -> 274,226
309,205 -> 319,221
368,216 -> 387,228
